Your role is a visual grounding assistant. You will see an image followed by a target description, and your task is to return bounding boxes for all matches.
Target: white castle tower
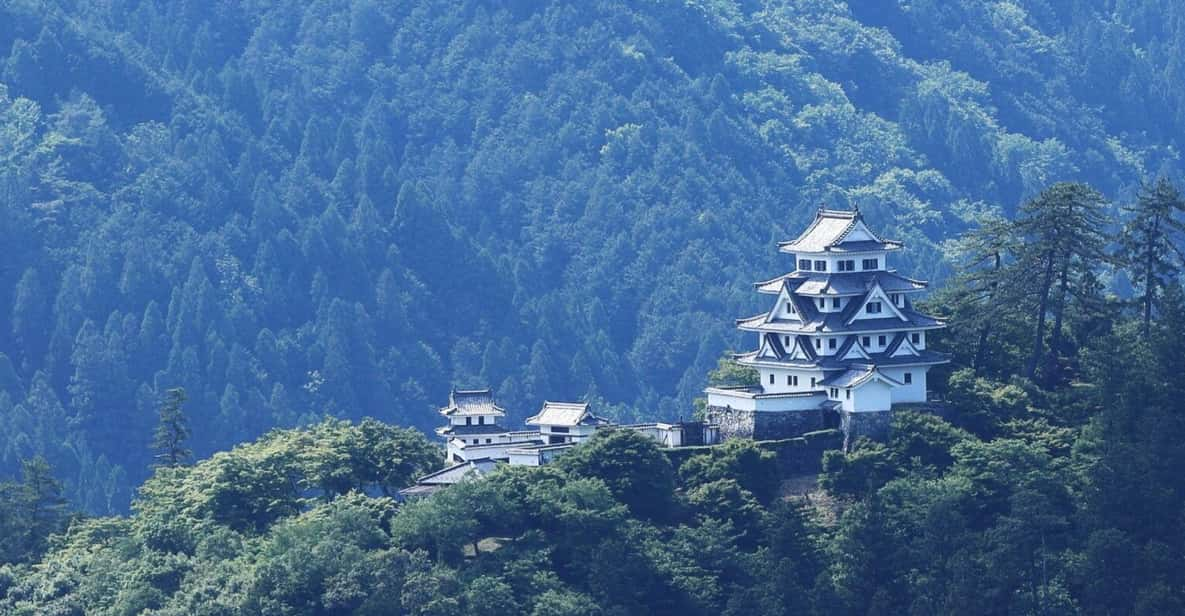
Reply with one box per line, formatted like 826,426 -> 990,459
705,207 -> 948,442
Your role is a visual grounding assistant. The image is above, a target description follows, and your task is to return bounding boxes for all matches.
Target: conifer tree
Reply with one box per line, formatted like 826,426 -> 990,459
940,214 -> 1020,375
1015,183 -> 1109,385
151,387 -> 192,468
1121,177 -> 1185,338
20,455 -> 67,560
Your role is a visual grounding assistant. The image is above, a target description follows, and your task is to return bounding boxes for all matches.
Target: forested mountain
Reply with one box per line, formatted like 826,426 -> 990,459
2,0 -> 1185,513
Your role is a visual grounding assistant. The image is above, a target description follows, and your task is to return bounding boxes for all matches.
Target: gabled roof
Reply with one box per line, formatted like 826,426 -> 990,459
411,458 -> 499,487
777,208 -> 902,254
739,303 -> 944,335
435,424 -> 510,437
526,401 -> 610,427
820,367 -> 903,389
845,282 -> 909,326
759,270 -> 928,296
439,388 -> 506,417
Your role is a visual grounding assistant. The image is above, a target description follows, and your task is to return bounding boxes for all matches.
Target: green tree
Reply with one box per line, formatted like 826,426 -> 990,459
151,387 -> 192,469
1120,177 -> 1185,337
1014,183 -> 1109,385
556,429 -> 677,521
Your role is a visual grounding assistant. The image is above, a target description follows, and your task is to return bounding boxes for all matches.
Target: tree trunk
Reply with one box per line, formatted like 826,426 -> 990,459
1142,215 -> 1159,338
1047,259 -> 1071,387
1025,249 -> 1056,380
972,250 -> 1002,375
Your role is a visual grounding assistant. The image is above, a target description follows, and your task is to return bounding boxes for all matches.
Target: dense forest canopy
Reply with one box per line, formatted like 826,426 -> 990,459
1,0 -> 1185,515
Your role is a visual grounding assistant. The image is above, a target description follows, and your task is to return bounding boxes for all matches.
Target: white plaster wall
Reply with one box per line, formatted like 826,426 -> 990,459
508,450 -> 541,466
881,366 -> 928,403
853,380 -> 893,412
760,368 -> 825,393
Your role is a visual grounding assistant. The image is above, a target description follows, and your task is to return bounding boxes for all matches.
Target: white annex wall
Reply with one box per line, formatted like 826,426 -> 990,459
881,366 -> 927,403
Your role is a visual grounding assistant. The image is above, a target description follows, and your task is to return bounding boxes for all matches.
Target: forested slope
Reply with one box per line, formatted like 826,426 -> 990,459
1,0 -> 1183,511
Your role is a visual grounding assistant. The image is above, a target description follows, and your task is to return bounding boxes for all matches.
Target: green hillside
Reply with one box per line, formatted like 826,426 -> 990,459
1,0 -> 1183,511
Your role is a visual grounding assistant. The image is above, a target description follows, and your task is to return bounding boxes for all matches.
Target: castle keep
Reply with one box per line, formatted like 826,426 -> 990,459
705,207 -> 948,443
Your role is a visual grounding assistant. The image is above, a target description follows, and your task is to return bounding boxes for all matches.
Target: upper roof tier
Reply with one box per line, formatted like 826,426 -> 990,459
778,208 -> 903,254
526,401 -> 611,428
439,388 -> 506,417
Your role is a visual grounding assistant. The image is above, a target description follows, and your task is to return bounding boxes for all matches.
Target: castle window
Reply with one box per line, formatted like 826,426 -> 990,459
786,302 -> 795,315
904,372 -> 913,384
862,336 -> 871,347
814,338 -> 821,349
486,438 -> 492,444
866,301 -> 882,314
799,259 -> 811,271
817,298 -> 825,309
811,377 -> 817,387
878,335 -> 886,346
838,259 -> 855,271
472,439 -> 479,444
828,338 -> 837,350
832,298 -> 840,308
814,260 -> 827,271
793,375 -> 799,386
862,258 -> 878,270
911,332 -> 920,344
477,416 -> 484,425
891,293 -> 901,306
845,389 -> 851,400
784,335 -> 790,346
769,373 -> 775,385
465,417 -> 472,425
786,375 -> 792,385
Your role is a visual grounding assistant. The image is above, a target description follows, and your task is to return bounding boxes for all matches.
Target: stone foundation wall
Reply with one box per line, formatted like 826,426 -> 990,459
707,406 -> 826,442
840,410 -> 893,450
664,429 -> 843,476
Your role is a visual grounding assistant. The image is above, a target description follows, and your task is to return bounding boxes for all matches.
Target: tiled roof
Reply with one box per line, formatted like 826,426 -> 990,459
436,424 -> 510,436
827,239 -> 903,253
525,401 -> 610,427
777,208 -> 903,253
412,458 -> 499,487
439,388 -> 506,417
739,306 -> 944,335
778,209 -> 861,252
820,367 -> 902,388
756,271 -> 927,296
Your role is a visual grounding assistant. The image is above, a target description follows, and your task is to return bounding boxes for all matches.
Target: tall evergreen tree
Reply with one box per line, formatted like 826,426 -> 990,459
151,387 -> 192,469
1015,183 -> 1109,385
938,213 -> 1022,376
1120,177 -> 1185,338
19,455 -> 68,561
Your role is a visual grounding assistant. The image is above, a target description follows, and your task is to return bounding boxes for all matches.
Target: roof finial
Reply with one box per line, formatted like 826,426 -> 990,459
852,203 -> 860,216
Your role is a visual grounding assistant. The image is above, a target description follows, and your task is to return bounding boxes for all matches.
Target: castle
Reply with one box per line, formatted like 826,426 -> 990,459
404,207 -> 946,496
705,207 -> 948,443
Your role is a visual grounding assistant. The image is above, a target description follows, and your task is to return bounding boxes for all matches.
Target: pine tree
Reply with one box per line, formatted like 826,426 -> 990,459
1015,183 -> 1109,385
1120,177 -> 1185,338
151,387 -> 192,468
20,455 -> 67,560
939,213 -> 1021,375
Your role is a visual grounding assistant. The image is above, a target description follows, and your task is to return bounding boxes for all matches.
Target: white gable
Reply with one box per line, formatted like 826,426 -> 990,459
786,337 -> 813,361
891,336 -> 921,357
842,220 -> 879,243
842,338 -> 871,360
847,282 -> 908,324
757,336 -> 781,359
766,285 -> 801,323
